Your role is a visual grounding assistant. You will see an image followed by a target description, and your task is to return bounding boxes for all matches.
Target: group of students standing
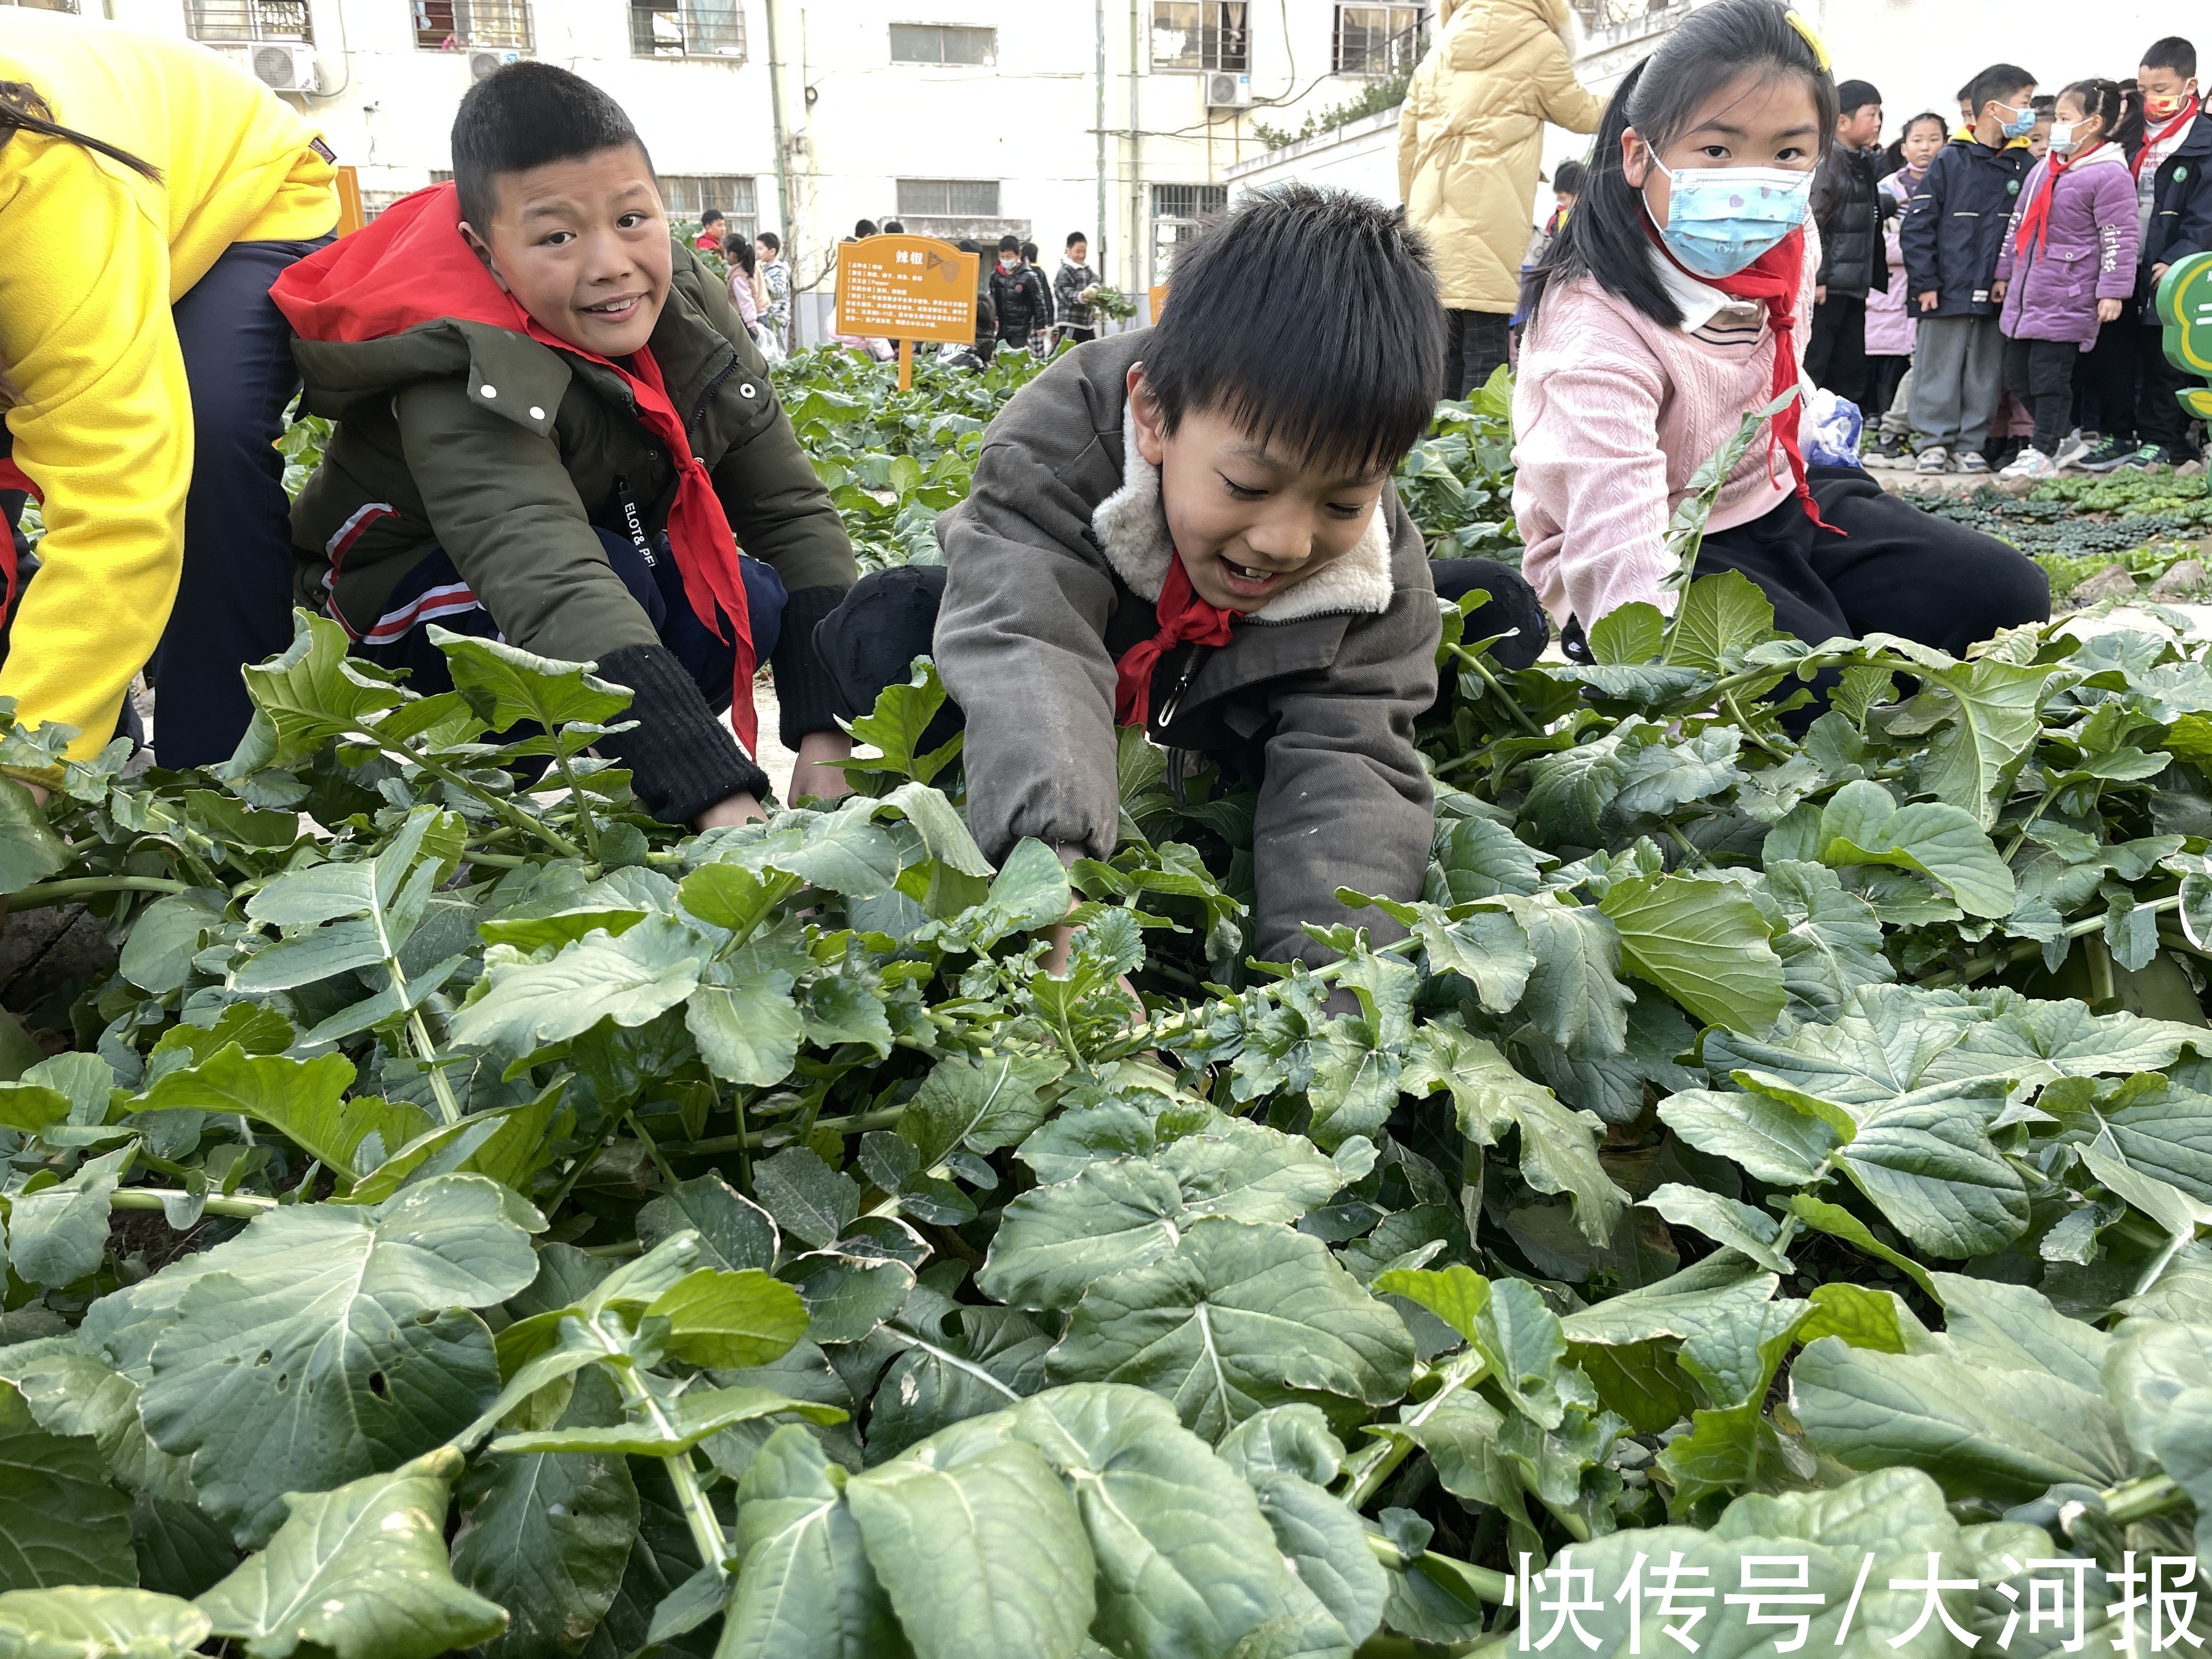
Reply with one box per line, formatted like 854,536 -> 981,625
1802,37 -> 2212,480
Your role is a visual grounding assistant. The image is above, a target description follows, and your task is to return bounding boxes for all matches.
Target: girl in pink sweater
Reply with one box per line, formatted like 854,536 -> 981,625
1513,0 -> 2047,662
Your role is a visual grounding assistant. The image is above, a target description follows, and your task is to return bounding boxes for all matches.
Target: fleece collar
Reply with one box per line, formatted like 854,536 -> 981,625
1090,404 -> 1397,624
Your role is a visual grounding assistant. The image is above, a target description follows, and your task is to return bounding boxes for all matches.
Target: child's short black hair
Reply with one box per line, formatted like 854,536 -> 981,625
1836,78 -> 1882,114
700,207 -> 724,226
1553,157 -> 1587,196
758,229 -> 781,252
1141,182 -> 1441,478
2145,36 -> 2197,78
998,233 -> 1022,253
451,62 -> 652,233
1066,230 -> 1088,247
855,218 -> 878,238
883,218 -> 905,234
1965,63 -> 2036,120
2031,93 -> 2056,116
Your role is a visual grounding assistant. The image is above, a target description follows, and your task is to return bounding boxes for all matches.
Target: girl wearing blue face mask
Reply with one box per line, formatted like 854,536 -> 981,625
1512,0 -> 2048,663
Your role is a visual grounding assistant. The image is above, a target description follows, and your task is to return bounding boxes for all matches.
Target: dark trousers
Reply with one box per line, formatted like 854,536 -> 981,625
812,557 -> 1547,751
1063,326 -> 1098,346
2004,336 -> 2079,455
1863,355 -> 1910,422
2083,321 -> 2138,441
155,236 -> 333,770
1443,311 -> 1512,400
352,527 -> 785,708
1804,296 -> 1870,406
1685,469 -> 2046,657
2137,321 -> 2198,454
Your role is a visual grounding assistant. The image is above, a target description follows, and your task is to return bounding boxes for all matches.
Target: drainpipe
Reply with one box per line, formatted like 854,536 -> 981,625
764,0 -> 797,279
1128,0 -> 1142,296
1095,0 -> 1107,284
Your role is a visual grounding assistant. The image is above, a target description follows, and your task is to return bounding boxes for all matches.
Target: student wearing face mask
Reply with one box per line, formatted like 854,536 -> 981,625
1514,1 -> 2046,659
989,234 -> 1051,355
2080,37 -> 2212,471
1900,63 -> 2041,474
1991,81 -> 2139,480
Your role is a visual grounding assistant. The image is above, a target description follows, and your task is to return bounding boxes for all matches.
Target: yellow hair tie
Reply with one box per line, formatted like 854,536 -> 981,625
1785,8 -> 1832,72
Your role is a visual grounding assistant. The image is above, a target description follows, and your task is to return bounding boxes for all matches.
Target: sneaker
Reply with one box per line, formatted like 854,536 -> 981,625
2114,443 -> 2165,471
2078,437 -> 2145,472
2053,430 -> 2097,470
2000,448 -> 2060,481
1915,445 -> 1951,473
1958,451 -> 1992,474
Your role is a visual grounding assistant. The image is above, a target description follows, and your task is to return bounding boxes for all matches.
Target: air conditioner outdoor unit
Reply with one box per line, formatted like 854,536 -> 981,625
470,48 -> 527,80
1207,71 -> 1252,109
211,41 -> 319,93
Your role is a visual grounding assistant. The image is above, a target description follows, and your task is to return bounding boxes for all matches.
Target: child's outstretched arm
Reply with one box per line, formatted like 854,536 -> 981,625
935,435 -> 1126,871
1254,515 -> 1441,966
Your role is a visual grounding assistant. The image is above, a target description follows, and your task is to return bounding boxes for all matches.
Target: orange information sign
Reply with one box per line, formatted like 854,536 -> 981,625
836,235 -> 979,387
333,166 -> 365,238
1148,284 -> 1168,324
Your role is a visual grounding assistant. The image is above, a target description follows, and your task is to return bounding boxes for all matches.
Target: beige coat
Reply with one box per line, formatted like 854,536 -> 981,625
1397,0 -> 1604,314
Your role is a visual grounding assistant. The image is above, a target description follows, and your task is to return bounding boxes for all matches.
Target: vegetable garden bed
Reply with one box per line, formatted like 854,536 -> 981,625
1,352 -> 2211,1658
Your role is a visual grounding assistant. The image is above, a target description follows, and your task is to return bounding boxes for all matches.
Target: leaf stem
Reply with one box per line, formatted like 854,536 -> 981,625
1362,1532 -> 1511,1604
627,1110 -> 682,1188
4,875 -> 192,909
548,749 -> 606,865
1451,646 -> 1544,738
674,1104 -> 909,1155
596,1319 -> 727,1577
1340,1347 -> 1489,1510
2102,1472 -> 2188,1526
1720,691 -> 1790,759
376,740 -> 584,861
108,1187 -> 276,1219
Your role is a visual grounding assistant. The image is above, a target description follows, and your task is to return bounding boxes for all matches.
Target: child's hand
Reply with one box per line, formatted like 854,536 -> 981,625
2098,297 -> 2125,323
1990,280 -> 2007,302
1815,284 -> 1827,304
1918,291 -> 1940,312
789,730 -> 855,803
696,791 -> 768,831
2156,262 -> 2172,283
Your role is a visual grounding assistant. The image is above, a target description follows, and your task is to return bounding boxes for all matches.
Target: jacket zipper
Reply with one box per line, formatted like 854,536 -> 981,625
687,348 -> 742,437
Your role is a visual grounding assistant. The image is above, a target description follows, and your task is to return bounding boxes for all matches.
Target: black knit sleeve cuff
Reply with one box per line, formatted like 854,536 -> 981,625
596,642 -> 770,825
770,584 -> 850,751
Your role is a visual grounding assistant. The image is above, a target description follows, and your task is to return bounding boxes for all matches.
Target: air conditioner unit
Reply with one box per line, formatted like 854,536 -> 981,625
1207,71 -> 1252,109
209,41 -> 319,93
470,48 -> 528,81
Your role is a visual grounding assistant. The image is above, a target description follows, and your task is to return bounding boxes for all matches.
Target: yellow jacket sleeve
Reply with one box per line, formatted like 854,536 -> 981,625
0,138 -> 188,760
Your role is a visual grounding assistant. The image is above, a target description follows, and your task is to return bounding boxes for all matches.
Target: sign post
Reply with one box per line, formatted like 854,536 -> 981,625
835,235 -> 980,390
333,166 -> 365,238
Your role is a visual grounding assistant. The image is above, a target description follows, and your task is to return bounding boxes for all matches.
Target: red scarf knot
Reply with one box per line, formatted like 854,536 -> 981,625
1651,223 -> 1839,537
2016,147 -> 2092,261
1113,552 -> 1236,727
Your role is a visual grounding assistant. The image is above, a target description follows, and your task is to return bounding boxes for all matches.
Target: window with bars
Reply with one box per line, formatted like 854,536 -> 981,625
887,22 -> 994,64
630,0 -> 744,58
185,0 -> 313,41
413,0 -> 531,50
1331,3 -> 1420,75
1149,183 -> 1225,283
658,174 -> 757,244
895,178 -> 1001,218
1150,2 -> 1246,72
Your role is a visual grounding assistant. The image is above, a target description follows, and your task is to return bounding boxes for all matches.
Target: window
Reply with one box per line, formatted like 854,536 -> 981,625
895,178 -> 1001,218
631,0 -> 744,57
1151,2 -> 1246,72
888,22 -> 994,64
659,174 -> 758,244
1150,182 -> 1225,281
413,0 -> 531,50
1331,3 -> 1420,75
185,0 -> 312,42
0,0 -> 80,11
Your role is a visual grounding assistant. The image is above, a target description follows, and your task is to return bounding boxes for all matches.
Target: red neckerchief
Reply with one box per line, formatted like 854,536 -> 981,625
2135,98 -> 2200,178
1647,223 -> 1838,535
0,457 -> 35,618
2015,148 -> 2080,260
1113,552 -> 1236,727
270,184 -> 759,753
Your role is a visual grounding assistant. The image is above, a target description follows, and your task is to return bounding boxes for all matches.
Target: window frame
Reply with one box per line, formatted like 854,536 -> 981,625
1329,2 -> 1421,76
657,174 -> 759,246
412,0 -> 533,53
629,0 -> 746,59
184,0 -> 313,39
1149,1 -> 1249,74
1148,182 -> 1226,283
894,178 -> 1002,219
887,21 -> 996,65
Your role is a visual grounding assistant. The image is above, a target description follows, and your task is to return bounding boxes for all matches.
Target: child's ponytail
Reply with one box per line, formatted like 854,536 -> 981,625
1523,0 -> 1838,334
0,82 -> 161,182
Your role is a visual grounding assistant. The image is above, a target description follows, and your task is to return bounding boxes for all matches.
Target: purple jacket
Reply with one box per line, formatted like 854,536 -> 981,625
1996,143 -> 2142,349
1865,168 -> 1922,357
